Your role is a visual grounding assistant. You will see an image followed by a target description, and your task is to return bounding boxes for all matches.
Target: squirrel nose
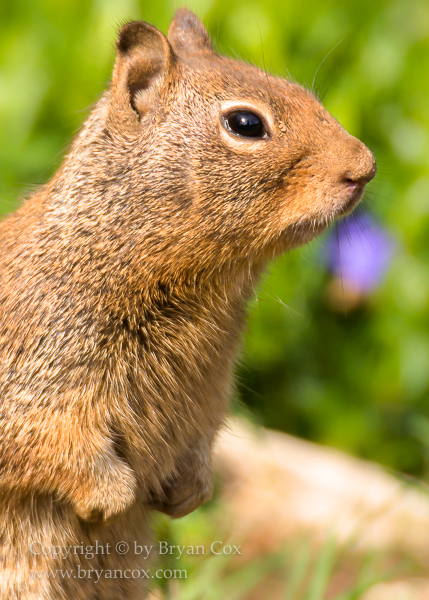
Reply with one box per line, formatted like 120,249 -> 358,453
341,148 -> 377,189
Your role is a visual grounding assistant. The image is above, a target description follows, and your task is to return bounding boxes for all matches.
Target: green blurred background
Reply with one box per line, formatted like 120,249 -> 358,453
1,0 -> 428,477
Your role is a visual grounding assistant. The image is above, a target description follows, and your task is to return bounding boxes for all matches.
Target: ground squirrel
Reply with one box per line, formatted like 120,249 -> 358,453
0,9 -> 376,599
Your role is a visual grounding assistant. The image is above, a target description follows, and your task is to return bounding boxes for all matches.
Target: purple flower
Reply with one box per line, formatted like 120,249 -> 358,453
325,213 -> 395,294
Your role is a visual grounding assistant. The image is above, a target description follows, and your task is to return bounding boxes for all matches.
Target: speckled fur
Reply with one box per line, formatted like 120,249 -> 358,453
0,9 -> 376,599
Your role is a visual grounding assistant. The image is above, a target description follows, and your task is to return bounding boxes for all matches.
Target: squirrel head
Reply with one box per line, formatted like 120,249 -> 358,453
82,9 -> 376,277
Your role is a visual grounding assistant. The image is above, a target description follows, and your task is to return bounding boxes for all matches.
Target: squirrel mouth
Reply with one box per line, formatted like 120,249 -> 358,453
276,178 -> 370,252
336,184 -> 366,217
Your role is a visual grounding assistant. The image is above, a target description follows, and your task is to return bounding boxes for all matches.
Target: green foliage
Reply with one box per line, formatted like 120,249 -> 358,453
151,509 -> 386,599
1,0 -> 429,475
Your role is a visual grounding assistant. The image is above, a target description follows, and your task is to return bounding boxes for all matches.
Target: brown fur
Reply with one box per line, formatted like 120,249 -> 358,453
0,9 -> 376,598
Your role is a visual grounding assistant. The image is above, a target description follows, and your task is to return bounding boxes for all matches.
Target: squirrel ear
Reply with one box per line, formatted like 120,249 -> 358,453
112,21 -> 174,120
168,9 -> 213,54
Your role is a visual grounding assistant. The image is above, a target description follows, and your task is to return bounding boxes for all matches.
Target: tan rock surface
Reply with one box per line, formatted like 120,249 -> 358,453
363,578 -> 429,600
213,418 -> 429,562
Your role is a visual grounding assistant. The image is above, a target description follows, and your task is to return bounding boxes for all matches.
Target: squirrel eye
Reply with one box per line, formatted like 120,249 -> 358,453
224,111 -> 265,138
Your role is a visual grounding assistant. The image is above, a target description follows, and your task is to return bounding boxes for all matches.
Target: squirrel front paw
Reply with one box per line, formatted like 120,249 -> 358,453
147,468 -> 213,518
67,456 -> 137,522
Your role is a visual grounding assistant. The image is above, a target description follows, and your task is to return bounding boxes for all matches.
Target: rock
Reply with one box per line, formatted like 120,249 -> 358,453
213,418 -> 429,563
363,578 -> 429,600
